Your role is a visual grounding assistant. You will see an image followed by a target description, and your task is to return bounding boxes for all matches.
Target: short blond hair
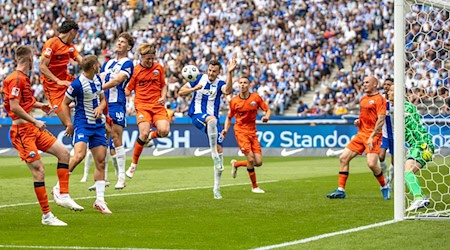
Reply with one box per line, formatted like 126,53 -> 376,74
137,43 -> 156,55
15,45 -> 33,63
81,55 -> 99,72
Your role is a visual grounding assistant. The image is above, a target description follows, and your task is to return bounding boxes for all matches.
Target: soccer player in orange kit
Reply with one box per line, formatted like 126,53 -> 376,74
222,75 -> 271,193
327,76 -> 390,200
3,45 -> 83,226
125,43 -> 170,178
39,19 -> 82,119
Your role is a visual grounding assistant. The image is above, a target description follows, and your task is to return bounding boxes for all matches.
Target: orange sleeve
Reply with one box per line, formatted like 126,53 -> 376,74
9,73 -> 24,100
228,99 -> 236,119
126,67 -> 138,92
376,95 -> 386,116
41,40 -> 54,59
159,65 -> 166,87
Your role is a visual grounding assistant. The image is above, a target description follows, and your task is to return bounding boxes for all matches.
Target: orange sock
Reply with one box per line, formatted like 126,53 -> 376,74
57,163 -> 69,194
375,171 -> 386,187
236,160 -> 247,167
132,137 -> 145,164
247,168 -> 258,188
150,130 -> 159,139
338,171 -> 349,189
34,182 -> 50,214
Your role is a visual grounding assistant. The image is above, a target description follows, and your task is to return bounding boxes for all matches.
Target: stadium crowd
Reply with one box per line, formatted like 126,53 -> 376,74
1,0 -> 449,118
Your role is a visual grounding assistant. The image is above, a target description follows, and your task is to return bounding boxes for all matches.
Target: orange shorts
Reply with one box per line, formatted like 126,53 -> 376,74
235,133 -> 261,155
346,133 -> 382,155
43,75 -> 75,113
9,123 -> 57,162
135,105 -> 169,126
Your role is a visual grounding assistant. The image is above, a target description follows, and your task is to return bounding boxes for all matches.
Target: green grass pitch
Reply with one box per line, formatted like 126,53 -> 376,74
0,156 -> 448,249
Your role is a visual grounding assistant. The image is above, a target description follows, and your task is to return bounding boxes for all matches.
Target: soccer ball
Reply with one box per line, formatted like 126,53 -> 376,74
182,65 -> 199,82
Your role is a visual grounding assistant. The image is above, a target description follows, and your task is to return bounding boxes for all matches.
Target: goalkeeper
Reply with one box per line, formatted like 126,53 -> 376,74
388,85 -> 434,212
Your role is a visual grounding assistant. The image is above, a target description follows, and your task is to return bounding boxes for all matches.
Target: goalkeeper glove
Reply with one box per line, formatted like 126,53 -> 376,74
420,143 -> 433,161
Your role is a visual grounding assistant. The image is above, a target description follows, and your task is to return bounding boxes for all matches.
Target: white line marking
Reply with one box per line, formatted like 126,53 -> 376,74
0,245 -> 174,250
251,220 -> 397,250
0,180 -> 279,209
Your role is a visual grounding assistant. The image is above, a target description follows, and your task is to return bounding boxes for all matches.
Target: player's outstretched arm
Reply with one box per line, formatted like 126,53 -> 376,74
39,57 -> 71,86
178,82 -> 202,96
262,108 -> 271,123
223,58 -> 237,95
102,72 -> 128,90
32,102 -> 53,115
222,115 -> 233,139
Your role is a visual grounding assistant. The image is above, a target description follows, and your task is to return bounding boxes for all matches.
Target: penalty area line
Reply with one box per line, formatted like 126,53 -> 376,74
251,220 -> 397,250
0,180 -> 279,209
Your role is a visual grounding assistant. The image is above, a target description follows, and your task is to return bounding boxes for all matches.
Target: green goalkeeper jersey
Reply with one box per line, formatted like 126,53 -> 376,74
405,102 -> 433,149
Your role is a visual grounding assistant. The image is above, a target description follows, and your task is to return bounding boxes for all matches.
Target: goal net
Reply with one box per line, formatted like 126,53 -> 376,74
395,0 -> 450,220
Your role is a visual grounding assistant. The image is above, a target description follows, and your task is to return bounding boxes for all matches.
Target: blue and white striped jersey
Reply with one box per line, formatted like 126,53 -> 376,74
382,100 -> 393,139
101,57 -> 134,106
187,73 -> 226,117
66,74 -> 105,128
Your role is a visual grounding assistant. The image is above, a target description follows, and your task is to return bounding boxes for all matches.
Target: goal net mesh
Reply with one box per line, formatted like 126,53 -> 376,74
403,0 -> 449,219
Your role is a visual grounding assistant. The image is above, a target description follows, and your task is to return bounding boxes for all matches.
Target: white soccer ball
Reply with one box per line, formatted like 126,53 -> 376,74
182,65 -> 199,82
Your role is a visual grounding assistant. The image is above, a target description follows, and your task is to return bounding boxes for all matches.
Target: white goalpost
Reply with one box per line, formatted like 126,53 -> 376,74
394,0 -> 450,220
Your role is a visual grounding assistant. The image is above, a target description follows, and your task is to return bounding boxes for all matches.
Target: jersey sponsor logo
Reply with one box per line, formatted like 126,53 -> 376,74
153,147 -> 175,156
194,148 -> 211,156
45,48 -> 52,56
280,148 -> 305,157
11,87 -> 20,96
67,86 -> 74,94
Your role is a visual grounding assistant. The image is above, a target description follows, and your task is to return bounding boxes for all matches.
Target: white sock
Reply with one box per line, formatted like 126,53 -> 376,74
95,180 -> 106,201
213,167 -> 222,191
111,154 -> 118,177
388,164 -> 394,184
219,153 -> 224,167
104,152 -> 109,180
380,160 -> 388,179
83,150 -> 92,178
115,146 -> 126,179
207,119 -> 219,159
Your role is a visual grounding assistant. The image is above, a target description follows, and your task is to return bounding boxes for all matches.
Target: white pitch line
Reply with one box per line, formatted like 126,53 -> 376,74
251,220 -> 397,250
0,180 -> 279,209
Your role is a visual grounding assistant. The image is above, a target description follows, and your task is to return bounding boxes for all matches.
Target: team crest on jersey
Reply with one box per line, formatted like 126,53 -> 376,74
69,48 -> 74,52
369,100 -> 374,105
29,151 -> 36,158
45,48 -> 52,56
240,147 -> 246,153
251,101 -> 256,106
11,87 -> 20,96
153,70 -> 159,76
53,105 -> 59,110
138,114 -> 144,120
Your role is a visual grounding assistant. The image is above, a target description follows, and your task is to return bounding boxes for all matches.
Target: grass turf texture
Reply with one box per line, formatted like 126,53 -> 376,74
0,156 -> 448,249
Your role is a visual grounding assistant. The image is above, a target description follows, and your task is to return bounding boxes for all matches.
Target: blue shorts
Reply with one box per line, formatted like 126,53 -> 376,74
109,103 -> 126,127
191,113 -> 223,146
381,137 -> 394,153
73,126 -> 107,149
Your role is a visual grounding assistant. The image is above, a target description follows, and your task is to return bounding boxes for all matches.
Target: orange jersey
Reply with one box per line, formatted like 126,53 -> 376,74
228,93 -> 269,135
2,70 -> 36,120
358,93 -> 386,136
127,62 -> 166,110
40,37 -> 79,92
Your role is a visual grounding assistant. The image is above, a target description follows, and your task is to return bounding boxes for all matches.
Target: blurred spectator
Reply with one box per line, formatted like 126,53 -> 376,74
297,100 -> 309,117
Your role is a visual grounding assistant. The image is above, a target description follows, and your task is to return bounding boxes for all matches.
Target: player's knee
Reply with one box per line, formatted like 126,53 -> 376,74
139,131 -> 149,141
254,160 -> 263,167
339,154 -> 349,165
158,129 -> 170,138
207,118 -> 217,127
58,149 -> 70,163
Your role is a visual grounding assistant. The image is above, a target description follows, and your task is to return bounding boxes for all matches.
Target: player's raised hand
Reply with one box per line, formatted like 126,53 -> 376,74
64,124 -> 74,137
227,57 -> 237,72
40,103 -> 53,115
33,120 -> 46,131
